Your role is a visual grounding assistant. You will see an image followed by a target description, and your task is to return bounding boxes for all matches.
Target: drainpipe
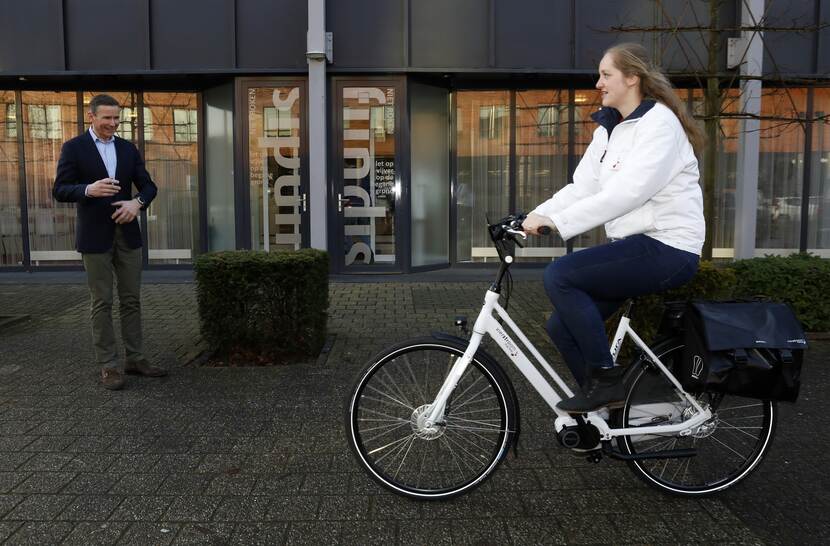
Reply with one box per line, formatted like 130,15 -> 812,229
733,0 -> 764,259
307,0 -> 327,250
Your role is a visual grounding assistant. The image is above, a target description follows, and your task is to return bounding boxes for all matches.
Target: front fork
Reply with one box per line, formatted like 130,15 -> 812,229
422,330 -> 484,428
423,292 -> 499,427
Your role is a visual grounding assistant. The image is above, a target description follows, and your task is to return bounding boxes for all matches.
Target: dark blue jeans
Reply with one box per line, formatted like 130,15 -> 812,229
543,234 -> 699,387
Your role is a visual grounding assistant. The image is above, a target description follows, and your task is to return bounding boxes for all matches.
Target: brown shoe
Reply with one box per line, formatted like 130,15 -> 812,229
124,359 -> 168,377
101,368 -> 125,390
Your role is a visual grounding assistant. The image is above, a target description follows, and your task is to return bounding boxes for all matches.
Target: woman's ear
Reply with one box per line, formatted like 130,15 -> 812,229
625,74 -> 640,90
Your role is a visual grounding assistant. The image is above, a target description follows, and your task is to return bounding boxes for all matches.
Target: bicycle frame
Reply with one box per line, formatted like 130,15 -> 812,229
425,288 -> 712,441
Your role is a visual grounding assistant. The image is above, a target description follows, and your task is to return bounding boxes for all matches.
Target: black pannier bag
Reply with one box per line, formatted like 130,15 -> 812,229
679,301 -> 807,402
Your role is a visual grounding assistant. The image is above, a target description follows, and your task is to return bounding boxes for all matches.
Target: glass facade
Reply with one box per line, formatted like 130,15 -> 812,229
339,85 -> 398,268
456,91 -> 510,262
23,91 -> 80,265
247,85 -> 304,252
410,82 -> 450,268
453,85 -> 828,263
0,90 -> 201,268
571,90 -> 607,250
516,90 -> 569,258
144,92 -> 200,264
0,91 -> 22,266
756,88 -> 807,252
0,80 -> 827,271
807,89 -> 830,254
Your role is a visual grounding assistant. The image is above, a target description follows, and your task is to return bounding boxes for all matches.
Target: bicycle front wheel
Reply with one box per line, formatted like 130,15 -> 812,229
346,337 -> 517,500
618,338 -> 776,496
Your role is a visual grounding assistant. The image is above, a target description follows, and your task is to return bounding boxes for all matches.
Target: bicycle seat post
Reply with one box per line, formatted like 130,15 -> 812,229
622,299 -> 634,319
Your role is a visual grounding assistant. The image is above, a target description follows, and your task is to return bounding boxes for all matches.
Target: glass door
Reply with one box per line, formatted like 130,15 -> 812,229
333,79 -> 403,271
240,79 -> 309,252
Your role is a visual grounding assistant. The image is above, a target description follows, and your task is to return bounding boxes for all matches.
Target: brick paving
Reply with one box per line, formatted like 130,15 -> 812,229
0,276 -> 827,545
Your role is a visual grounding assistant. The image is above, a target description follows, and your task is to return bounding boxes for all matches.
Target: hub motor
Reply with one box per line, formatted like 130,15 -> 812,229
410,404 -> 445,440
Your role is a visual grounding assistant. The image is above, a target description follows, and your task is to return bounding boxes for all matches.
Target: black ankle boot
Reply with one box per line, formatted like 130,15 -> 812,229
556,366 -> 627,413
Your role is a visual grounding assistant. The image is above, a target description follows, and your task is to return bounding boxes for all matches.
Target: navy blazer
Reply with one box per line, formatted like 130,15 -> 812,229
53,131 -> 158,253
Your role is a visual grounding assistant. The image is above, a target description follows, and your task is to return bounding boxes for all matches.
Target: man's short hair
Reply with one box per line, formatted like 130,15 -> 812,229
89,94 -> 120,114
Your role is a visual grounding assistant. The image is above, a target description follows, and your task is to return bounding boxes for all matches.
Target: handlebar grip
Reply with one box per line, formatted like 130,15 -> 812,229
538,226 -> 552,236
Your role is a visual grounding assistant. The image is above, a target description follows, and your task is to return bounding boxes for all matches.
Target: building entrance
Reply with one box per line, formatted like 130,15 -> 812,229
332,79 -> 403,272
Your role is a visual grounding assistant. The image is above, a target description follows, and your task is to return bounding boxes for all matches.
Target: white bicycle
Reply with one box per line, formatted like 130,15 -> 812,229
346,214 -> 776,499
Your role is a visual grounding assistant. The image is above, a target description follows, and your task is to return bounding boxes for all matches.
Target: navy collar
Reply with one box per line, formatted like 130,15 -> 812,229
590,99 -> 656,136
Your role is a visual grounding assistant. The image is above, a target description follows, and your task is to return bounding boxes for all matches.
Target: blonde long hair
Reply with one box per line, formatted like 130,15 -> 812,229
605,43 -> 703,155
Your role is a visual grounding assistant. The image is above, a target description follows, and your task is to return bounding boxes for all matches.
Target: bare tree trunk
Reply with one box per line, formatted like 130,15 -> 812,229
701,0 -> 721,260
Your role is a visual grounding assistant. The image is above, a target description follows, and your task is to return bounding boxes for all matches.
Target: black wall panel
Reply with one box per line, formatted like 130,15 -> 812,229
0,0 -> 826,78
326,0 -> 404,68
0,0 -> 64,73
65,0 -> 148,71
658,0 -> 720,75
574,0 -> 655,70
762,0 -> 817,75
150,0 -> 235,70
411,0 -> 489,68
237,0 -> 306,69
571,0 -> 737,76
495,0 -> 571,69
819,0 -> 830,74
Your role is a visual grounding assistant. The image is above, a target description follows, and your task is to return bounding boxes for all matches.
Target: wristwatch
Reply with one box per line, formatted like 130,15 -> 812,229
135,195 -> 146,208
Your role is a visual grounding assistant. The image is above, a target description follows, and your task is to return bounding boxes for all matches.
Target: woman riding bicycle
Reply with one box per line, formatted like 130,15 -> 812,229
522,43 -> 705,413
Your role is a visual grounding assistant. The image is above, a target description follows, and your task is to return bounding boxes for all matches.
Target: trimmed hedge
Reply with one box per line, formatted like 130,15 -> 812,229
194,249 -> 329,359
731,253 -> 830,332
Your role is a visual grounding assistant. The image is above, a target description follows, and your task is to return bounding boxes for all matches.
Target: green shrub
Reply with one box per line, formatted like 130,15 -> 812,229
731,253 -> 830,331
194,249 -> 329,359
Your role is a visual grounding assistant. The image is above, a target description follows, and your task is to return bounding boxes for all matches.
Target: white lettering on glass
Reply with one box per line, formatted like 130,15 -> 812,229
343,88 -> 388,265
257,88 -> 301,249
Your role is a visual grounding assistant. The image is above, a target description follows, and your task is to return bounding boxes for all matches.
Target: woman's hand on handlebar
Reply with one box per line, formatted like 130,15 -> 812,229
522,212 -> 556,236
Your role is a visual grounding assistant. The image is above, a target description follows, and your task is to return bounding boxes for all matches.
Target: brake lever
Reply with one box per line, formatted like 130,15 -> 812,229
505,228 -> 527,240
505,228 -> 527,248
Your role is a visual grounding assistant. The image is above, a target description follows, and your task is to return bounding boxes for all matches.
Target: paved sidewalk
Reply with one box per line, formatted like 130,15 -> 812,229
0,278 -> 827,545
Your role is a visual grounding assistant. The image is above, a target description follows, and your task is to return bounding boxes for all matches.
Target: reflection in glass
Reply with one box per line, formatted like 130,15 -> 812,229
571,90 -> 607,250
22,91 -> 80,265
144,92 -> 200,264
807,88 -> 830,254
0,91 -> 22,266
516,90 -> 568,261
456,91 -> 510,262
756,88 -> 806,252
693,88 -> 739,256
248,86 -> 303,252
342,86 -> 396,267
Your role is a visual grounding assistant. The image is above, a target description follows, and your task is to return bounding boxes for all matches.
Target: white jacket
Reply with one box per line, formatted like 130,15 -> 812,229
532,101 -> 705,255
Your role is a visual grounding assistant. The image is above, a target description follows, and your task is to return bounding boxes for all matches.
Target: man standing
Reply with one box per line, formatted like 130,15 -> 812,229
53,94 -> 166,390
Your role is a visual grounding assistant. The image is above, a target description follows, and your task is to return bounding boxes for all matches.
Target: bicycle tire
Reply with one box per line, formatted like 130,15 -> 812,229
618,337 -> 776,496
346,336 -> 517,500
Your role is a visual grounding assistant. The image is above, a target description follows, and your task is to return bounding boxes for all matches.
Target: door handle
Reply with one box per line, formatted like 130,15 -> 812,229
337,193 -> 351,213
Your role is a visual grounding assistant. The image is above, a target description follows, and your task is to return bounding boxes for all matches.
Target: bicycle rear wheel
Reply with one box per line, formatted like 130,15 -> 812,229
618,338 -> 776,496
346,337 -> 517,500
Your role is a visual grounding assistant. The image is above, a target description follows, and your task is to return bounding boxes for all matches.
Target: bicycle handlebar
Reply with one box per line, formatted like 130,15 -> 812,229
488,213 -> 552,244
